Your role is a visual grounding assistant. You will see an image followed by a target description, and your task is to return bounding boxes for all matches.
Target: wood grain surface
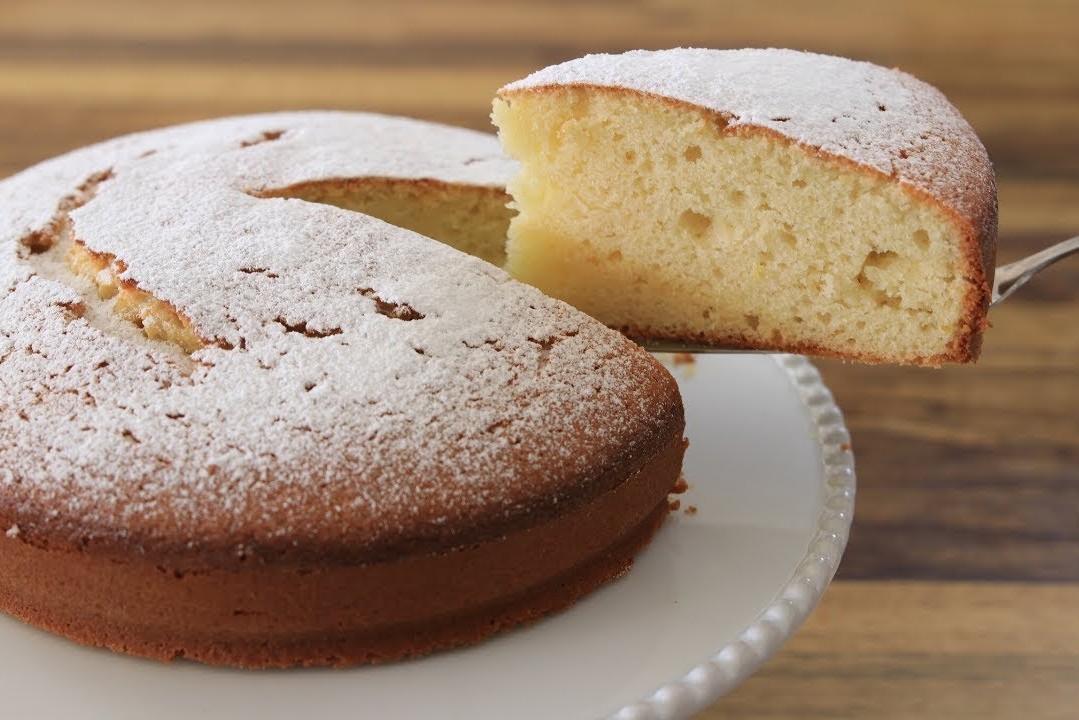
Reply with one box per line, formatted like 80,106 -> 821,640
1,0 -> 1076,717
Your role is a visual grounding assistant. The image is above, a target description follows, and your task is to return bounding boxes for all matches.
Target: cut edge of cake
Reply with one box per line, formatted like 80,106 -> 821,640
492,49 -> 998,366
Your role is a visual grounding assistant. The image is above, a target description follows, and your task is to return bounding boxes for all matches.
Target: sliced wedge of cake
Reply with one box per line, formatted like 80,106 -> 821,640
492,48 -> 998,365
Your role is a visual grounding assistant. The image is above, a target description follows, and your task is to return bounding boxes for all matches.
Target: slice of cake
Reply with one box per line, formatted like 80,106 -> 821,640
0,111 -> 686,668
492,48 -> 998,365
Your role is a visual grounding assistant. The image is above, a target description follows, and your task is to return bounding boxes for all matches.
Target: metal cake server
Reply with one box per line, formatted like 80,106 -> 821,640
990,233 -> 1079,307
636,233 -> 1079,355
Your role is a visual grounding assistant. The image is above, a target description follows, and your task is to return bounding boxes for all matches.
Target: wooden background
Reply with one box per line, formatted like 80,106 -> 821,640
2,0 -> 1077,717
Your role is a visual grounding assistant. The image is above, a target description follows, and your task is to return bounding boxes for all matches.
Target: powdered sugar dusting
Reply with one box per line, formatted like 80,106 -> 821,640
500,48 -> 996,237
4,525 -> 17,539
0,111 -> 679,563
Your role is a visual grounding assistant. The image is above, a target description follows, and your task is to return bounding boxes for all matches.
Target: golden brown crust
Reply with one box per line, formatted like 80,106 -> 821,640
0,434 -> 686,668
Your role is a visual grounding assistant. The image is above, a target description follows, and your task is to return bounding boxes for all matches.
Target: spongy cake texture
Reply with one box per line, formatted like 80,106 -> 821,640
493,48 -> 998,365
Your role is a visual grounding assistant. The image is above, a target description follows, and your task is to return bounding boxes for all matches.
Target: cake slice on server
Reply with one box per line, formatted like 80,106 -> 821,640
492,48 -> 998,366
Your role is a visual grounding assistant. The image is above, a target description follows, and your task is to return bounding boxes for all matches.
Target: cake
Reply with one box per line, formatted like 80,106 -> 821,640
492,48 -> 998,365
0,111 -> 686,667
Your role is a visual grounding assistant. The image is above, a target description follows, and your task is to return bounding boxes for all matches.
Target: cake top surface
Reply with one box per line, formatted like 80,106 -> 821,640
500,48 -> 996,234
0,111 -> 679,563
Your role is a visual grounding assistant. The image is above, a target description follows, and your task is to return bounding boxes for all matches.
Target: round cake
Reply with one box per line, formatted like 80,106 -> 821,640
492,48 -> 998,365
0,111 -> 686,667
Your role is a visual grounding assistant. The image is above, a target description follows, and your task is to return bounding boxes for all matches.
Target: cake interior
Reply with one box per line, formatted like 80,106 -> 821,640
260,178 -> 514,267
492,87 -> 972,364
67,236 -> 205,353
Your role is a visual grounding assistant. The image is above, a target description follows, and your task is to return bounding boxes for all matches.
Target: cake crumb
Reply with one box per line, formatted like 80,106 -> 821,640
5,524 -> 20,539
672,474 -> 689,494
683,505 -> 698,516
671,352 -> 695,367
668,498 -> 681,511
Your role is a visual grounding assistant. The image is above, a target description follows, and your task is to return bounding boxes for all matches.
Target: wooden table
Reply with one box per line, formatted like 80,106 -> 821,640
2,1 -> 1076,717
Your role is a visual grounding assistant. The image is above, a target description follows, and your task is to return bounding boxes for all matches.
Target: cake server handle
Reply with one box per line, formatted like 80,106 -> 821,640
990,233 -> 1079,307
635,233 -> 1079,355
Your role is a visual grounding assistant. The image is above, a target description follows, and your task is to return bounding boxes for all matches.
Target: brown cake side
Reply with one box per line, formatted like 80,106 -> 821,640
0,426 -> 683,667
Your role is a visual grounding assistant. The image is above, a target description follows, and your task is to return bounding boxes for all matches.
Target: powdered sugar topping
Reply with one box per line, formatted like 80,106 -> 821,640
0,112 -> 678,561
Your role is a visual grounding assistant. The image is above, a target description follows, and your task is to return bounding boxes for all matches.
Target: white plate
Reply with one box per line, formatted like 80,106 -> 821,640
0,354 -> 854,720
